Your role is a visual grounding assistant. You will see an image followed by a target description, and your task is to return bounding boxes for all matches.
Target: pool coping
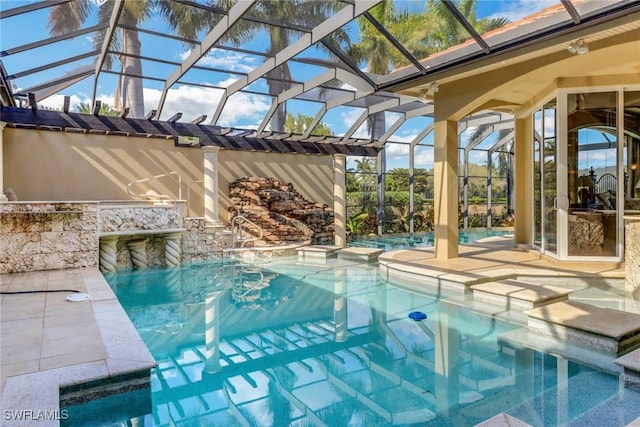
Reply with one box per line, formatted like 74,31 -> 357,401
1,267 -> 156,427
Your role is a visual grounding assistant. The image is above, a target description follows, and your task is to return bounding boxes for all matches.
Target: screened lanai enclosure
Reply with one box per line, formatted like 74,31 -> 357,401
345,111 -> 516,236
1,0 -> 639,263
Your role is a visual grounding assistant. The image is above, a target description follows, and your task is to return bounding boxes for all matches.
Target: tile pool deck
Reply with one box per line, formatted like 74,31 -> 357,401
1,236 -> 640,426
0,267 -> 155,427
378,237 -> 627,289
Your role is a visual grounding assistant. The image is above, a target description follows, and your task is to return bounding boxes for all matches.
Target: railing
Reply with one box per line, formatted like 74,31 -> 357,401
232,268 -> 267,300
230,215 -> 263,248
127,172 -> 183,201
597,173 -> 617,195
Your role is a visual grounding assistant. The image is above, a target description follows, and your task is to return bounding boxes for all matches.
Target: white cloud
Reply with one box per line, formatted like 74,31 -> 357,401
340,108 -> 361,129
181,48 -> 258,74
338,108 -> 370,138
142,85 -> 270,128
386,142 -> 410,159
38,93 -> 117,112
414,146 -> 434,169
38,83 -> 270,130
468,150 -> 489,165
218,77 -> 240,88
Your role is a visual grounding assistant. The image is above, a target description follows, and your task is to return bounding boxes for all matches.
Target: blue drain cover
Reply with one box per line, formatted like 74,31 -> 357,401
408,311 -> 427,321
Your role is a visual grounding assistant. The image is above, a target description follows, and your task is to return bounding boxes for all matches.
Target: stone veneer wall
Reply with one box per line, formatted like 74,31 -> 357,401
0,202 -> 99,274
99,202 -> 187,269
181,217 -> 229,263
626,219 -> 640,299
229,177 -> 334,245
0,197 -> 310,274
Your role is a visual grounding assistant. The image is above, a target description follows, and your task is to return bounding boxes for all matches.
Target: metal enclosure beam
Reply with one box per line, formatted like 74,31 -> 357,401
156,0 -> 256,118
209,1 -> 382,126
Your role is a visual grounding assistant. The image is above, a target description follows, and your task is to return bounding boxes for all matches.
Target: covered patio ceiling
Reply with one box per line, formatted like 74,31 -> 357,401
1,0 -> 638,152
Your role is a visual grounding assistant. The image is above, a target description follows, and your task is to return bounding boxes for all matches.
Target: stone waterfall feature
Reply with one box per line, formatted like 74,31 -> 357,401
229,177 -> 334,245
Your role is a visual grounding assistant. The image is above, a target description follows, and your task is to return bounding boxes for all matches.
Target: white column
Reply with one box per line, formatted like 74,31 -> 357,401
164,231 -> 182,267
0,122 -> 7,202
126,239 -> 148,269
557,357 -> 568,427
333,154 -> 347,247
202,146 -> 223,227
334,269 -> 347,342
434,308 -> 460,416
99,236 -> 119,272
204,290 -> 224,374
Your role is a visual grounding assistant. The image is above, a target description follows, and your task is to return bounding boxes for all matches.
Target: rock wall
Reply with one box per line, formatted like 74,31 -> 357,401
626,219 -> 640,299
181,217 -> 227,264
99,203 -> 183,233
0,203 -> 99,273
229,177 -> 334,245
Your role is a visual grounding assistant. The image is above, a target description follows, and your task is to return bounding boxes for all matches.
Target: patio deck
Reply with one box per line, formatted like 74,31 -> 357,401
378,236 -> 626,295
0,268 -> 155,426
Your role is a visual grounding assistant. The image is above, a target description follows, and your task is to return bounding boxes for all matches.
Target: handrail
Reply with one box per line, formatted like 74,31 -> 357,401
231,214 -> 263,248
233,270 -> 267,299
187,180 -> 204,216
127,172 -> 182,200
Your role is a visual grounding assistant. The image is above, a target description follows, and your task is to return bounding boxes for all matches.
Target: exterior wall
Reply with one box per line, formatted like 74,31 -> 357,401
0,202 -> 99,273
3,129 -> 334,223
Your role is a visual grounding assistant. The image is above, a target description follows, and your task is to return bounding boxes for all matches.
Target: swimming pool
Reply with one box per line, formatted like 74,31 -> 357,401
97,257 -> 640,426
348,228 -> 513,251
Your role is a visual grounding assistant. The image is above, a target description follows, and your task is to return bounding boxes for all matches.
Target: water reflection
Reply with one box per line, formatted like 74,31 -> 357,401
104,261 -> 640,427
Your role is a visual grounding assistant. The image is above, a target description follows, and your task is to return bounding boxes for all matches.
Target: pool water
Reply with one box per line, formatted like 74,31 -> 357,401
102,258 -> 640,426
348,228 -> 513,251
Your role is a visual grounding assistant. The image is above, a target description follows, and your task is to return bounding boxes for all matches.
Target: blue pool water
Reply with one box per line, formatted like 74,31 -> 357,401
100,257 -> 640,426
348,228 -> 513,251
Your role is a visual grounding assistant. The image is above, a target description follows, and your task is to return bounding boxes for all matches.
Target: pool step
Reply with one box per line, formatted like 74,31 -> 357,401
615,347 -> 640,391
471,279 -> 571,311
475,413 -> 531,427
338,247 -> 384,263
525,301 -> 640,356
296,245 -> 340,263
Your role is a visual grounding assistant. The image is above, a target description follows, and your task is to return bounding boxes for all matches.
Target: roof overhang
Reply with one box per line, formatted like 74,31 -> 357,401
0,106 -> 382,157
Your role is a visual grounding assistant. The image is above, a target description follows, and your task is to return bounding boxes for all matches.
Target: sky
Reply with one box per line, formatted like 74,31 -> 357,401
0,0 -> 562,169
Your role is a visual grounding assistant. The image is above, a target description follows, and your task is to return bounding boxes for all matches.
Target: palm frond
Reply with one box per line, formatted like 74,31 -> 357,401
155,0 -> 212,44
47,0 -> 92,34
94,1 -> 120,71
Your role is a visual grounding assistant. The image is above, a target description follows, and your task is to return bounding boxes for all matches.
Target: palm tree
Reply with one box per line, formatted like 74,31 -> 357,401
48,1 -> 204,118
75,102 -> 120,116
211,0 -> 349,132
348,2 -> 399,141
284,112 -> 332,136
348,0 -> 509,233
425,0 -> 510,51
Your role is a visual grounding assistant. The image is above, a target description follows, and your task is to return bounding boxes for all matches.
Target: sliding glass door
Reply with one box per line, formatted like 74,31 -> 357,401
533,100 -> 558,256
566,91 -> 618,257
533,89 -> 634,261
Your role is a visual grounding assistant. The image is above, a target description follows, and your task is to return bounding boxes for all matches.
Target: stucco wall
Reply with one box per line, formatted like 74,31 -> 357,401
3,129 -> 333,223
